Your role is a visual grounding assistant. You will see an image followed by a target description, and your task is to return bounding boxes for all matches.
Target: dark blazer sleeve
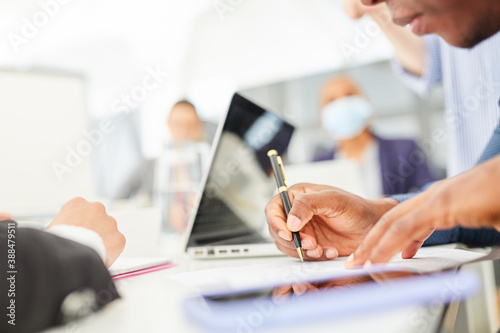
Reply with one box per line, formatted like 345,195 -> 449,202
0,221 -> 119,333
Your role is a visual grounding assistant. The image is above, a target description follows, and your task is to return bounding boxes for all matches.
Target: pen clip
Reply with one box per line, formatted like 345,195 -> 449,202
277,156 -> 288,187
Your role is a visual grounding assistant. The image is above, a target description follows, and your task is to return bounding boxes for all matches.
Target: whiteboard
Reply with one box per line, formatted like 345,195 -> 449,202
0,69 -> 97,215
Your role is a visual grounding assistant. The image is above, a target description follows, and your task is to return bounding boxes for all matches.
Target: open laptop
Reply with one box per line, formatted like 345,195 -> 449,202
184,93 -> 295,258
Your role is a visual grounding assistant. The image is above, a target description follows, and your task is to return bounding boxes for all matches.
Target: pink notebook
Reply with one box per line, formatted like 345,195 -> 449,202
109,257 -> 175,280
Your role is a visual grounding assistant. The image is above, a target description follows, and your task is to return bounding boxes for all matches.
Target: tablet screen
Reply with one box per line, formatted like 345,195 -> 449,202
205,270 -> 421,303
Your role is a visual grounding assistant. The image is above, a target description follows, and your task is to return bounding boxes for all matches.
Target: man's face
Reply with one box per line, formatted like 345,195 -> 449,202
167,104 -> 203,142
361,0 -> 500,48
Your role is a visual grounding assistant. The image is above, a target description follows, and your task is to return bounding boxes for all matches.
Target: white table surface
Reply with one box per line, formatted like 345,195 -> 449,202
46,234 -> 452,333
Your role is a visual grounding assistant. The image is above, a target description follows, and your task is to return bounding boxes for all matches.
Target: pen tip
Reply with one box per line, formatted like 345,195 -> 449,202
297,247 -> 304,262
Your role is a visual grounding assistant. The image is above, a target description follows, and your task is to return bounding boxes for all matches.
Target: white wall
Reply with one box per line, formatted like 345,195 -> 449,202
0,0 -> 397,159
0,70 -> 97,214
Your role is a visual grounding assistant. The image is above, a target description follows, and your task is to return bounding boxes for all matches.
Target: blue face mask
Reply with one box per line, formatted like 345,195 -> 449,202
321,96 -> 374,140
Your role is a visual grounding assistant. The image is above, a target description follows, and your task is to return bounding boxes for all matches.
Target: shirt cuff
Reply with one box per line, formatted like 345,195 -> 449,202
390,181 -> 437,203
46,225 -> 106,262
390,192 -> 418,203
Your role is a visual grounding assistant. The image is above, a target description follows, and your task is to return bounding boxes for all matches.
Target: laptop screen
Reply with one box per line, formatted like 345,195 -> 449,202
186,93 -> 294,248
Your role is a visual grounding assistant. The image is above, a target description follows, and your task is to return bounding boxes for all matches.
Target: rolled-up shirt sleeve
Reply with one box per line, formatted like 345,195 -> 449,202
390,34 -> 442,97
46,225 -> 106,263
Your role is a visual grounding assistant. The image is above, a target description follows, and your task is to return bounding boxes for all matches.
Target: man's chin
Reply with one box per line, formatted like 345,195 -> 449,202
441,30 -> 495,49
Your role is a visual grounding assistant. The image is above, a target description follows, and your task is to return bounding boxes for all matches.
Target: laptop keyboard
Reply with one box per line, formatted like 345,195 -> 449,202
192,197 -> 247,232
190,196 -> 267,245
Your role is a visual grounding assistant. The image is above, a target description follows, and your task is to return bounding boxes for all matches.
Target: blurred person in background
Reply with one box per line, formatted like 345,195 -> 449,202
167,100 -> 206,143
157,100 -> 212,234
314,76 -> 436,197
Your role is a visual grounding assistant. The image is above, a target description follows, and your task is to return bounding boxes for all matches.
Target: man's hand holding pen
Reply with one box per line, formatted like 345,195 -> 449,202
268,150 -> 305,261
265,183 -> 398,261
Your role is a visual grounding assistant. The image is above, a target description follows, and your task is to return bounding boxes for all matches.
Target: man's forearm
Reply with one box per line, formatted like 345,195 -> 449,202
369,9 -> 425,76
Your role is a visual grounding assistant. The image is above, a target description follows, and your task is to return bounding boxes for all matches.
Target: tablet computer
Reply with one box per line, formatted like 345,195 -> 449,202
182,268 -> 480,331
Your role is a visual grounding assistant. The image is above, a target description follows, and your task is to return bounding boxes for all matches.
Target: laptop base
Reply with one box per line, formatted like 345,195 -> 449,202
187,243 -> 284,259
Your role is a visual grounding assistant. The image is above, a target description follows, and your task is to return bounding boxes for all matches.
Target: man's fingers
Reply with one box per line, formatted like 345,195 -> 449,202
286,191 -> 342,232
266,194 -> 291,241
368,208 -> 434,264
305,245 -> 324,259
323,246 -> 339,259
274,241 -> 326,261
345,192 -> 432,268
270,228 -> 318,251
402,240 -> 425,259
275,241 -> 300,258
345,212 -> 396,268
286,193 -> 320,232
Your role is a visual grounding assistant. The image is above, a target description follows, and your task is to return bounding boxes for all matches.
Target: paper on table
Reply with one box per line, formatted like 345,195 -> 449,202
109,257 -> 171,277
168,247 -> 488,292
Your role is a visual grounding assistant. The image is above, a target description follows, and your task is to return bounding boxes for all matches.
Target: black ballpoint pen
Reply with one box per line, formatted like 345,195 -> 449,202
267,149 -> 304,262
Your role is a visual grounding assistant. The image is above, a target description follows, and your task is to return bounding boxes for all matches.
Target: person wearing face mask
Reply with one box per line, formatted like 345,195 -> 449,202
314,76 -> 436,197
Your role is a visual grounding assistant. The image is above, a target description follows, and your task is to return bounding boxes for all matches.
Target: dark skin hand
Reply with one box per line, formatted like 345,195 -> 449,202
346,155 -> 500,268
265,183 -> 397,261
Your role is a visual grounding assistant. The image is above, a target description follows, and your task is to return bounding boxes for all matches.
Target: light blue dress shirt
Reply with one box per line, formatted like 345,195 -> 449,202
392,32 -> 500,177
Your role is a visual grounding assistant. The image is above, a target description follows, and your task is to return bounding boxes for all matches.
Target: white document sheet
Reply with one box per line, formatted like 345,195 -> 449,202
168,246 -> 488,292
109,257 -> 171,276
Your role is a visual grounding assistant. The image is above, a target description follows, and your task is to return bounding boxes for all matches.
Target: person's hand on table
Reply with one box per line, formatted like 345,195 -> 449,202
346,155 -> 500,268
265,183 -> 398,261
47,197 -> 126,267
0,211 -> 11,221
